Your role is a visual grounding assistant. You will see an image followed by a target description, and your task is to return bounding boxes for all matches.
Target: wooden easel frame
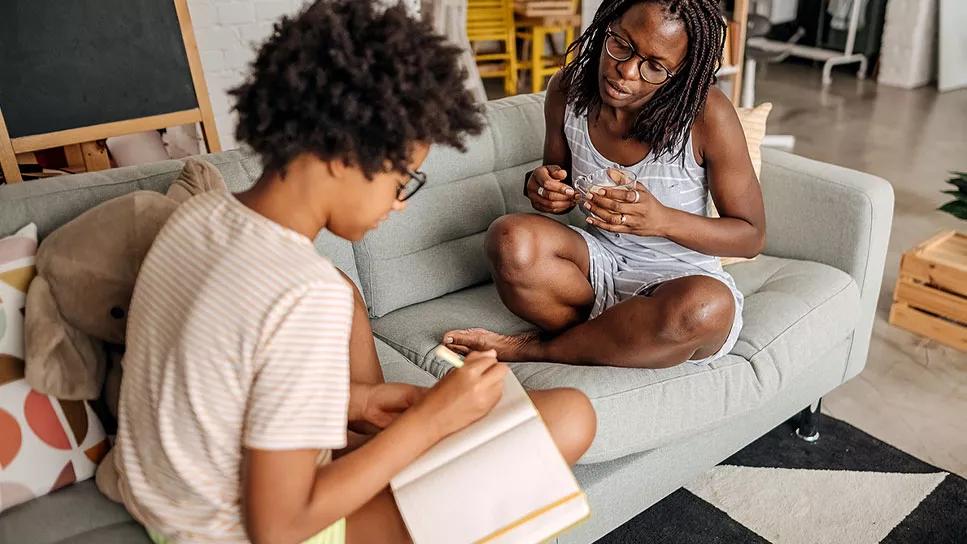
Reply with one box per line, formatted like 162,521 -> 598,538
0,0 -> 220,183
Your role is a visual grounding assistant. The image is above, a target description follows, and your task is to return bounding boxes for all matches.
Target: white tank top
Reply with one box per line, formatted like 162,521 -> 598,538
564,102 -> 723,274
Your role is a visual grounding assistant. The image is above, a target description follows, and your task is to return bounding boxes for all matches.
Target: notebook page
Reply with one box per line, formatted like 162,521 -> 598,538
393,416 -> 584,543
392,372 -> 534,489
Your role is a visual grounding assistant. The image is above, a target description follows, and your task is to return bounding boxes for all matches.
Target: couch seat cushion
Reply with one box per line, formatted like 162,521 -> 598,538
0,480 -> 149,544
372,255 -> 860,463
376,339 -> 437,387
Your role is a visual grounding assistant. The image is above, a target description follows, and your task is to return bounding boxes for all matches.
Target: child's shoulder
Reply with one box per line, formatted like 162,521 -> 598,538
284,253 -> 350,295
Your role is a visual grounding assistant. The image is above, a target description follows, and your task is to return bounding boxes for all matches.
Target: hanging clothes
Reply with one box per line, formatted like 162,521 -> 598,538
422,0 -> 489,102
827,0 -> 869,31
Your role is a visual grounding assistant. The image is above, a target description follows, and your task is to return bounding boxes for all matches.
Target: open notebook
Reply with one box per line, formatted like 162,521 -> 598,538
390,346 -> 590,544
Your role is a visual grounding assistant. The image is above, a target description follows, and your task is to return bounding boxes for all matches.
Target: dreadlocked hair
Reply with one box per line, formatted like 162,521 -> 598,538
561,0 -> 726,163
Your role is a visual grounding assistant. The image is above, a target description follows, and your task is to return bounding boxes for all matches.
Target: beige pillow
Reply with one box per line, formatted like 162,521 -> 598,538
711,102 -> 772,265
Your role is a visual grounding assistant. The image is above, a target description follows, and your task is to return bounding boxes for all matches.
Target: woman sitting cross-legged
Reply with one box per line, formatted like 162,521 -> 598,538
444,0 -> 766,369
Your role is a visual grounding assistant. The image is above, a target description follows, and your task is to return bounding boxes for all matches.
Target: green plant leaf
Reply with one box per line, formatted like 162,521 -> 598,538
938,200 -> 967,220
942,190 -> 967,202
947,177 -> 967,193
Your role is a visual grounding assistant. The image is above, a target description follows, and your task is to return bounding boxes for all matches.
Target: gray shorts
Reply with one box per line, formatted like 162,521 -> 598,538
572,227 -> 743,366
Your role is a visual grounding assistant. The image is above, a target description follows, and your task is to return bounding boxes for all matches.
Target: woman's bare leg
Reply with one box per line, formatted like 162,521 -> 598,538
447,275 -> 736,369
483,214 -> 595,333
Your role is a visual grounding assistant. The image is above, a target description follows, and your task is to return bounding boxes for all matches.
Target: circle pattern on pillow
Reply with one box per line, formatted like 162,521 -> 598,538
0,224 -> 109,514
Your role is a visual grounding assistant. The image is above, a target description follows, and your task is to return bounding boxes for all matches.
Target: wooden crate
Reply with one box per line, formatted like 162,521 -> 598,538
889,230 -> 967,352
514,1 -> 575,17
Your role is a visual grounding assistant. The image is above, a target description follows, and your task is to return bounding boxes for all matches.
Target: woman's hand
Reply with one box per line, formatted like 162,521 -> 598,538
526,165 -> 576,215
583,182 -> 671,237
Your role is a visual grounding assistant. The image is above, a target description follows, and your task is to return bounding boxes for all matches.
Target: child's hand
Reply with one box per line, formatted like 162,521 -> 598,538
362,383 -> 428,429
417,350 -> 508,440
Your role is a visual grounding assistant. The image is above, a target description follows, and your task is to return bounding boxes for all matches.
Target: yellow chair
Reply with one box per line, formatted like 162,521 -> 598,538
515,0 -> 581,93
467,0 -> 519,96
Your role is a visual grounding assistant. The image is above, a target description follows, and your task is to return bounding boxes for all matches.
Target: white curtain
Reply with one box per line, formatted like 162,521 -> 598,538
423,0 -> 489,102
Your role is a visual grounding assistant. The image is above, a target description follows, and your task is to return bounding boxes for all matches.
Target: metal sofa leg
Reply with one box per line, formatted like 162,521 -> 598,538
796,399 -> 822,442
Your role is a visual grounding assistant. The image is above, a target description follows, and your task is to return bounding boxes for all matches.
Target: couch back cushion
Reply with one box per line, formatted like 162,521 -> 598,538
0,151 -> 362,288
353,94 -> 546,317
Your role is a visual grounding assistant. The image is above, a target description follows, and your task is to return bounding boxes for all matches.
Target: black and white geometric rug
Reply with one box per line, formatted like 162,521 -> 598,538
597,415 -> 967,543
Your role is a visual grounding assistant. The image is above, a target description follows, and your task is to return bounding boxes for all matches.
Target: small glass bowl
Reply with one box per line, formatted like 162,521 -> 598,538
574,167 -> 637,200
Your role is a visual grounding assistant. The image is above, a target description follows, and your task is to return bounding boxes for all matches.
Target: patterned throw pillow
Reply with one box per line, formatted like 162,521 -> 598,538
0,224 -> 109,513
710,102 -> 773,266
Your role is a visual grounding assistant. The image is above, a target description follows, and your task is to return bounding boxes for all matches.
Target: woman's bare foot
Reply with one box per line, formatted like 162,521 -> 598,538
442,329 -> 543,362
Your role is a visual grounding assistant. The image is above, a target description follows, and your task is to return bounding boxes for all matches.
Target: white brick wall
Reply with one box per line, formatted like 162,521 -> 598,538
189,0 -> 420,149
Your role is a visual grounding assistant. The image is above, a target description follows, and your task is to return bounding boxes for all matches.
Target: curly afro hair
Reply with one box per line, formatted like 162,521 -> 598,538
231,0 -> 484,177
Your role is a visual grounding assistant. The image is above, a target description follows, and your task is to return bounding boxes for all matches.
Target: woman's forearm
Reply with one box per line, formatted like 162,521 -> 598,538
660,208 -> 765,258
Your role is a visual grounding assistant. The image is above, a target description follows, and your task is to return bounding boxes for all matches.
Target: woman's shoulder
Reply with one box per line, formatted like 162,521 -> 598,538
693,87 -> 738,134
691,87 -> 743,149
545,70 -> 573,123
548,69 -> 571,94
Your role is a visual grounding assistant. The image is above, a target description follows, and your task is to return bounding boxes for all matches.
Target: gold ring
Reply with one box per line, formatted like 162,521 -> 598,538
632,191 -> 640,203
619,213 -> 626,225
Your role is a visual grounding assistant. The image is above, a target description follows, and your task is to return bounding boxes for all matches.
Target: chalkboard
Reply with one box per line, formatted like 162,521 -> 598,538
0,0 -> 199,138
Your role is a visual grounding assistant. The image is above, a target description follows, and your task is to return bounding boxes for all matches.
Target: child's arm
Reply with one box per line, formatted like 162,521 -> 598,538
347,382 -> 427,432
242,351 -> 507,544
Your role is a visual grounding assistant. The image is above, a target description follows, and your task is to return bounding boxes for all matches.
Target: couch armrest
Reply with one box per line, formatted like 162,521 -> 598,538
759,148 -> 894,381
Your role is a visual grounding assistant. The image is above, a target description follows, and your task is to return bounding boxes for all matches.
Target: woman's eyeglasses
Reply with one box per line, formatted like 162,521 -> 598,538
397,170 -> 427,201
604,28 -> 675,85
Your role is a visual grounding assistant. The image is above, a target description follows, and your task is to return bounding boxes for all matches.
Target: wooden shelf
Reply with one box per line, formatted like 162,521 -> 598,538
727,0 -> 749,106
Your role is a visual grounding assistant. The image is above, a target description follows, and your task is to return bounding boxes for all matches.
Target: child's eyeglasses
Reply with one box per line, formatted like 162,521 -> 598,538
398,170 -> 427,201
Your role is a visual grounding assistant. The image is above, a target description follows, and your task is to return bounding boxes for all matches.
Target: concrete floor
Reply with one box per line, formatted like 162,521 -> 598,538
754,62 -> 967,477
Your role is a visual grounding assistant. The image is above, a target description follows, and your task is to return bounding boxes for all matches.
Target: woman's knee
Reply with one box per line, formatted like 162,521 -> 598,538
656,280 -> 735,345
485,214 -> 544,279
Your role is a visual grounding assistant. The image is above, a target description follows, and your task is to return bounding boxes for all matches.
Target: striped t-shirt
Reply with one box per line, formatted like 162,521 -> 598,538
115,191 -> 353,543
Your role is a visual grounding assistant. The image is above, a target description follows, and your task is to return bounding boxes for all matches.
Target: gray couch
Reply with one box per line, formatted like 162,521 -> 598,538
0,94 -> 894,543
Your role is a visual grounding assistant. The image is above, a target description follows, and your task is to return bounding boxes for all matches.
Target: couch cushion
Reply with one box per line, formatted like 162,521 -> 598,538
0,151 -> 361,288
376,339 -> 437,387
352,94 -> 546,318
372,255 -> 860,463
0,480 -> 150,544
